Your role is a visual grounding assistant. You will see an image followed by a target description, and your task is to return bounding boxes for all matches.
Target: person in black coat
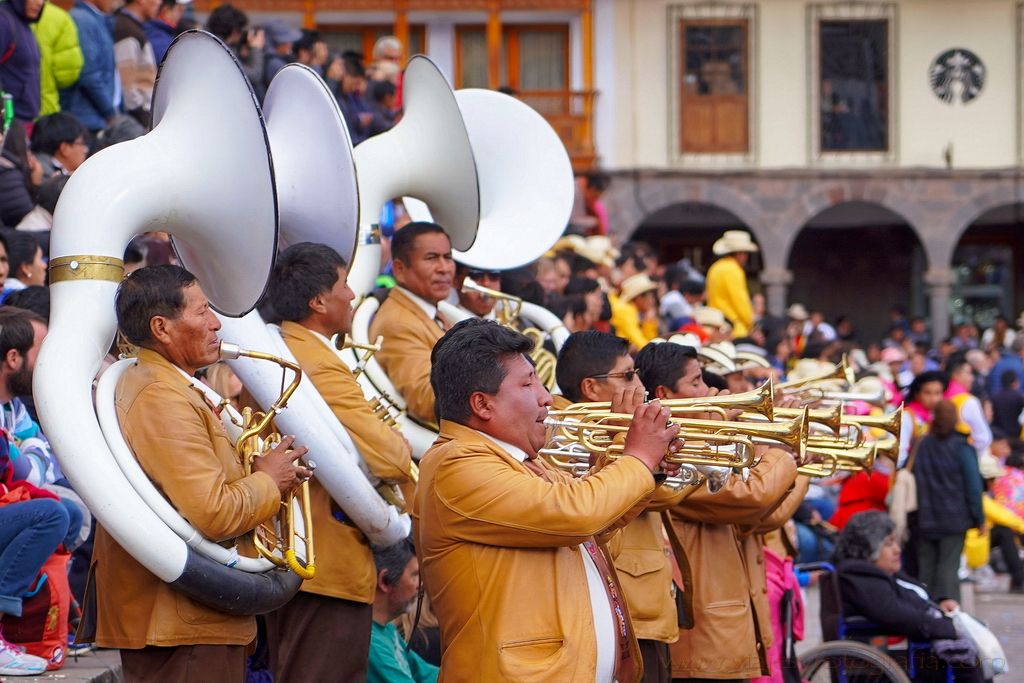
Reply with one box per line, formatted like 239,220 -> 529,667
834,510 -> 983,683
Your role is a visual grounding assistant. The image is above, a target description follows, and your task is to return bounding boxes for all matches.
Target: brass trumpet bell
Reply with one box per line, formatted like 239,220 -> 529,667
842,405 -> 903,438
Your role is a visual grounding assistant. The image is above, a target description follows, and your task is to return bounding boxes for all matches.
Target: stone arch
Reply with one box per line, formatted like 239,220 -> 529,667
603,174 -> 769,250
767,181 -> 927,270
937,182 -> 1024,268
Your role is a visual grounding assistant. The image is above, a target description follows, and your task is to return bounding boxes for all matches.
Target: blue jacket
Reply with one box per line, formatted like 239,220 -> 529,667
989,352 -> 1024,397
60,0 -> 115,131
0,0 -> 41,122
143,18 -> 174,65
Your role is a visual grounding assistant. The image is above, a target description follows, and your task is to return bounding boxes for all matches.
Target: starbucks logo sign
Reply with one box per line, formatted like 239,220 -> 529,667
929,48 -> 985,104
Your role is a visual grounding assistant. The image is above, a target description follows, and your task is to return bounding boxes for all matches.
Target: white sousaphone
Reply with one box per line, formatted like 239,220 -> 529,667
344,72 -> 575,457
215,63 -> 411,547
33,31 -> 301,613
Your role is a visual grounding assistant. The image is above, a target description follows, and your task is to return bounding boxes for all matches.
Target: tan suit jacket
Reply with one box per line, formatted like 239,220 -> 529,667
368,287 -> 443,424
280,321 -> 413,603
667,447 -> 798,679
91,349 -> 280,648
415,420 -> 657,682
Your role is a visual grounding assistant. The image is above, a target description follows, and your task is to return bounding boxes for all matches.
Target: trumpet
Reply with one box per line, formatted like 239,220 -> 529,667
544,408 -> 808,469
744,403 -> 843,435
221,342 -> 316,580
798,443 -> 878,477
560,380 -> 776,422
842,406 -> 903,438
776,356 -> 855,396
339,334 -> 383,380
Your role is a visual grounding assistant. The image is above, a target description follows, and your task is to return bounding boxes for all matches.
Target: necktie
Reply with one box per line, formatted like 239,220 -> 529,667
433,310 -> 448,331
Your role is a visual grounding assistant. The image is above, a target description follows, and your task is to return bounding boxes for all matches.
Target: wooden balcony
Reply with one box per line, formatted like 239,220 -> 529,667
519,90 -> 597,171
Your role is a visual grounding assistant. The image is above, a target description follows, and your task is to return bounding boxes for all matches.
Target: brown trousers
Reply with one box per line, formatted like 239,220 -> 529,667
265,590 -> 372,683
120,644 -> 247,683
640,639 -> 672,683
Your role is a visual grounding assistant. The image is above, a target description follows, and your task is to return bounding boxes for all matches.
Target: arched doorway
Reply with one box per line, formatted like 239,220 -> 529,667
631,202 -> 762,274
787,201 -> 924,344
950,203 -> 1024,330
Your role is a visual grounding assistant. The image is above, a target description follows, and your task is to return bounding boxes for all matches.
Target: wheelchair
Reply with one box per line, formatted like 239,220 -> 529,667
796,562 -> 955,683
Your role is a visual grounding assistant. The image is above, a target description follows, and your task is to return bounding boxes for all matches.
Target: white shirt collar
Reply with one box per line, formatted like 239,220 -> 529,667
307,327 -> 337,353
471,428 -> 528,463
396,285 -> 438,320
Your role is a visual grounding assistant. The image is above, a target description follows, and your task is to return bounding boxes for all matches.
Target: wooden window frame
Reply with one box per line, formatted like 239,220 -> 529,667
808,2 -> 897,166
316,23 -> 427,59
453,23 -> 570,91
667,3 -> 757,168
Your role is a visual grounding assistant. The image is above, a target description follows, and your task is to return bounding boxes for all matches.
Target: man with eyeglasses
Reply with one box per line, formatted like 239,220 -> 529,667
451,263 -> 501,320
555,331 -> 687,683
634,340 -> 807,682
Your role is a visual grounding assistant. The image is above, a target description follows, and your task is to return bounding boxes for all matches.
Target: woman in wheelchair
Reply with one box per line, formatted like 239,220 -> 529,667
833,511 -> 984,682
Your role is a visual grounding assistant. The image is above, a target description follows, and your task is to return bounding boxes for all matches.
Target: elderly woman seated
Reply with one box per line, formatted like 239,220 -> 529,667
833,510 -> 984,683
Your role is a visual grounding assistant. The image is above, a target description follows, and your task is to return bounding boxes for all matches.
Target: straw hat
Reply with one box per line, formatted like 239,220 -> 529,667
979,452 -> 1006,480
712,230 -> 759,256
667,333 -> 703,349
547,234 -> 586,258
786,303 -> 809,321
787,358 -> 836,384
693,306 -> 730,332
698,345 -> 737,376
576,235 -> 618,267
735,351 -> 771,371
619,273 -> 658,304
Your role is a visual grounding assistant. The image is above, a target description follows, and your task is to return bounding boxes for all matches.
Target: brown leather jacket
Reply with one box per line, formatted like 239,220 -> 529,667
89,349 -> 280,648
368,287 -> 443,424
414,420 -> 657,682
667,448 -> 798,679
280,321 -> 414,603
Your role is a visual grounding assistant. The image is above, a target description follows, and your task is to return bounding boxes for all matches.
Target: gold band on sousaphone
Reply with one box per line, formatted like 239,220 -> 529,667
220,342 -> 316,580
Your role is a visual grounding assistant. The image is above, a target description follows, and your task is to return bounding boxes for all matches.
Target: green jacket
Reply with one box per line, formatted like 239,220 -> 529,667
32,3 -> 83,116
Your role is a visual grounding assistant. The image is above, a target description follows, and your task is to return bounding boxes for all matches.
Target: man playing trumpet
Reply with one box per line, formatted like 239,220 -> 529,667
634,341 -> 808,682
88,265 -> 311,683
266,242 -> 415,682
416,319 -> 682,682
555,330 -> 687,682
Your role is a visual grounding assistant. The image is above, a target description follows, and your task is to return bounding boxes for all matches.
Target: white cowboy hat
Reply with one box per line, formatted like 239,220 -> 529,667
693,306 -> 731,332
619,273 -> 658,304
712,230 -> 759,256
786,303 -> 809,321
697,345 -> 737,376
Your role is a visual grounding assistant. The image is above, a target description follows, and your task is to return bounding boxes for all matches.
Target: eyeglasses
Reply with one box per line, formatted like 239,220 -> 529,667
588,370 -> 639,382
468,270 -> 502,280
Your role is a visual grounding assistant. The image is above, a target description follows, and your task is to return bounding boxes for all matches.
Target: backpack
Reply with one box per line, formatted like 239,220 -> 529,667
1,550 -> 72,670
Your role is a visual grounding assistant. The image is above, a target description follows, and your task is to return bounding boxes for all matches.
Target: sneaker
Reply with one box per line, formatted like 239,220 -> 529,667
0,636 -> 48,676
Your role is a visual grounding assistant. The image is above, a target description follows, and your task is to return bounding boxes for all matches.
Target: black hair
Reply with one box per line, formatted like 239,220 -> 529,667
833,510 -> 895,563
431,318 -> 535,424
635,342 -> 698,396
1001,370 -> 1020,389
555,330 -> 628,403
583,171 -> 610,193
501,267 -> 546,306
3,286 -> 49,322
945,352 -> 970,376
702,369 -> 728,391
547,294 -> 585,324
372,536 -> 415,588
37,174 -> 68,215
391,221 -> 448,265
680,280 -> 705,297
268,243 -> 347,323
30,113 -> 88,157
0,305 -> 44,358
571,254 -> 596,275
368,79 -> 397,104
905,370 -> 948,403
115,265 -> 197,346
294,29 -> 320,54
343,55 -> 366,79
124,242 -> 144,265
206,4 -> 248,41
3,231 -> 40,281
565,277 -> 600,296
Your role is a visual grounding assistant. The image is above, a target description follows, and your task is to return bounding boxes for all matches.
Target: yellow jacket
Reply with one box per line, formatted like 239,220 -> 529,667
415,420 -> 657,682
706,256 -> 754,336
668,448 -> 798,679
91,349 -> 280,648
280,321 -> 413,602
609,292 -> 658,350
369,288 -> 444,424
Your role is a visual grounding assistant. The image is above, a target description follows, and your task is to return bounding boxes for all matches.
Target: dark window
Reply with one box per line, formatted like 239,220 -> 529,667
819,20 -> 889,152
679,20 -> 749,154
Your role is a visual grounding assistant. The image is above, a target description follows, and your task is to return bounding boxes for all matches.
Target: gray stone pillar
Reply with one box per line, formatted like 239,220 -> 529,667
924,266 -> 956,343
760,267 -> 793,318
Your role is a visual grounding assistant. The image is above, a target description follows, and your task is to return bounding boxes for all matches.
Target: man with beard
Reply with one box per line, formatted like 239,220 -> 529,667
0,306 -> 62,486
370,222 -> 455,425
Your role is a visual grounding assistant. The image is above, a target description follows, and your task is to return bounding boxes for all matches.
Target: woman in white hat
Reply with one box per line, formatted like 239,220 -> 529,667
705,230 -> 758,338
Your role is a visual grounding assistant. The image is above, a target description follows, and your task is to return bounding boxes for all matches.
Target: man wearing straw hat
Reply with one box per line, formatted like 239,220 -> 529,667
706,230 -> 758,338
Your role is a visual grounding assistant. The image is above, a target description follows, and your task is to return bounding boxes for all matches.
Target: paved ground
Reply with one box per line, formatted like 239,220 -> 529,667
0,648 -> 120,683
